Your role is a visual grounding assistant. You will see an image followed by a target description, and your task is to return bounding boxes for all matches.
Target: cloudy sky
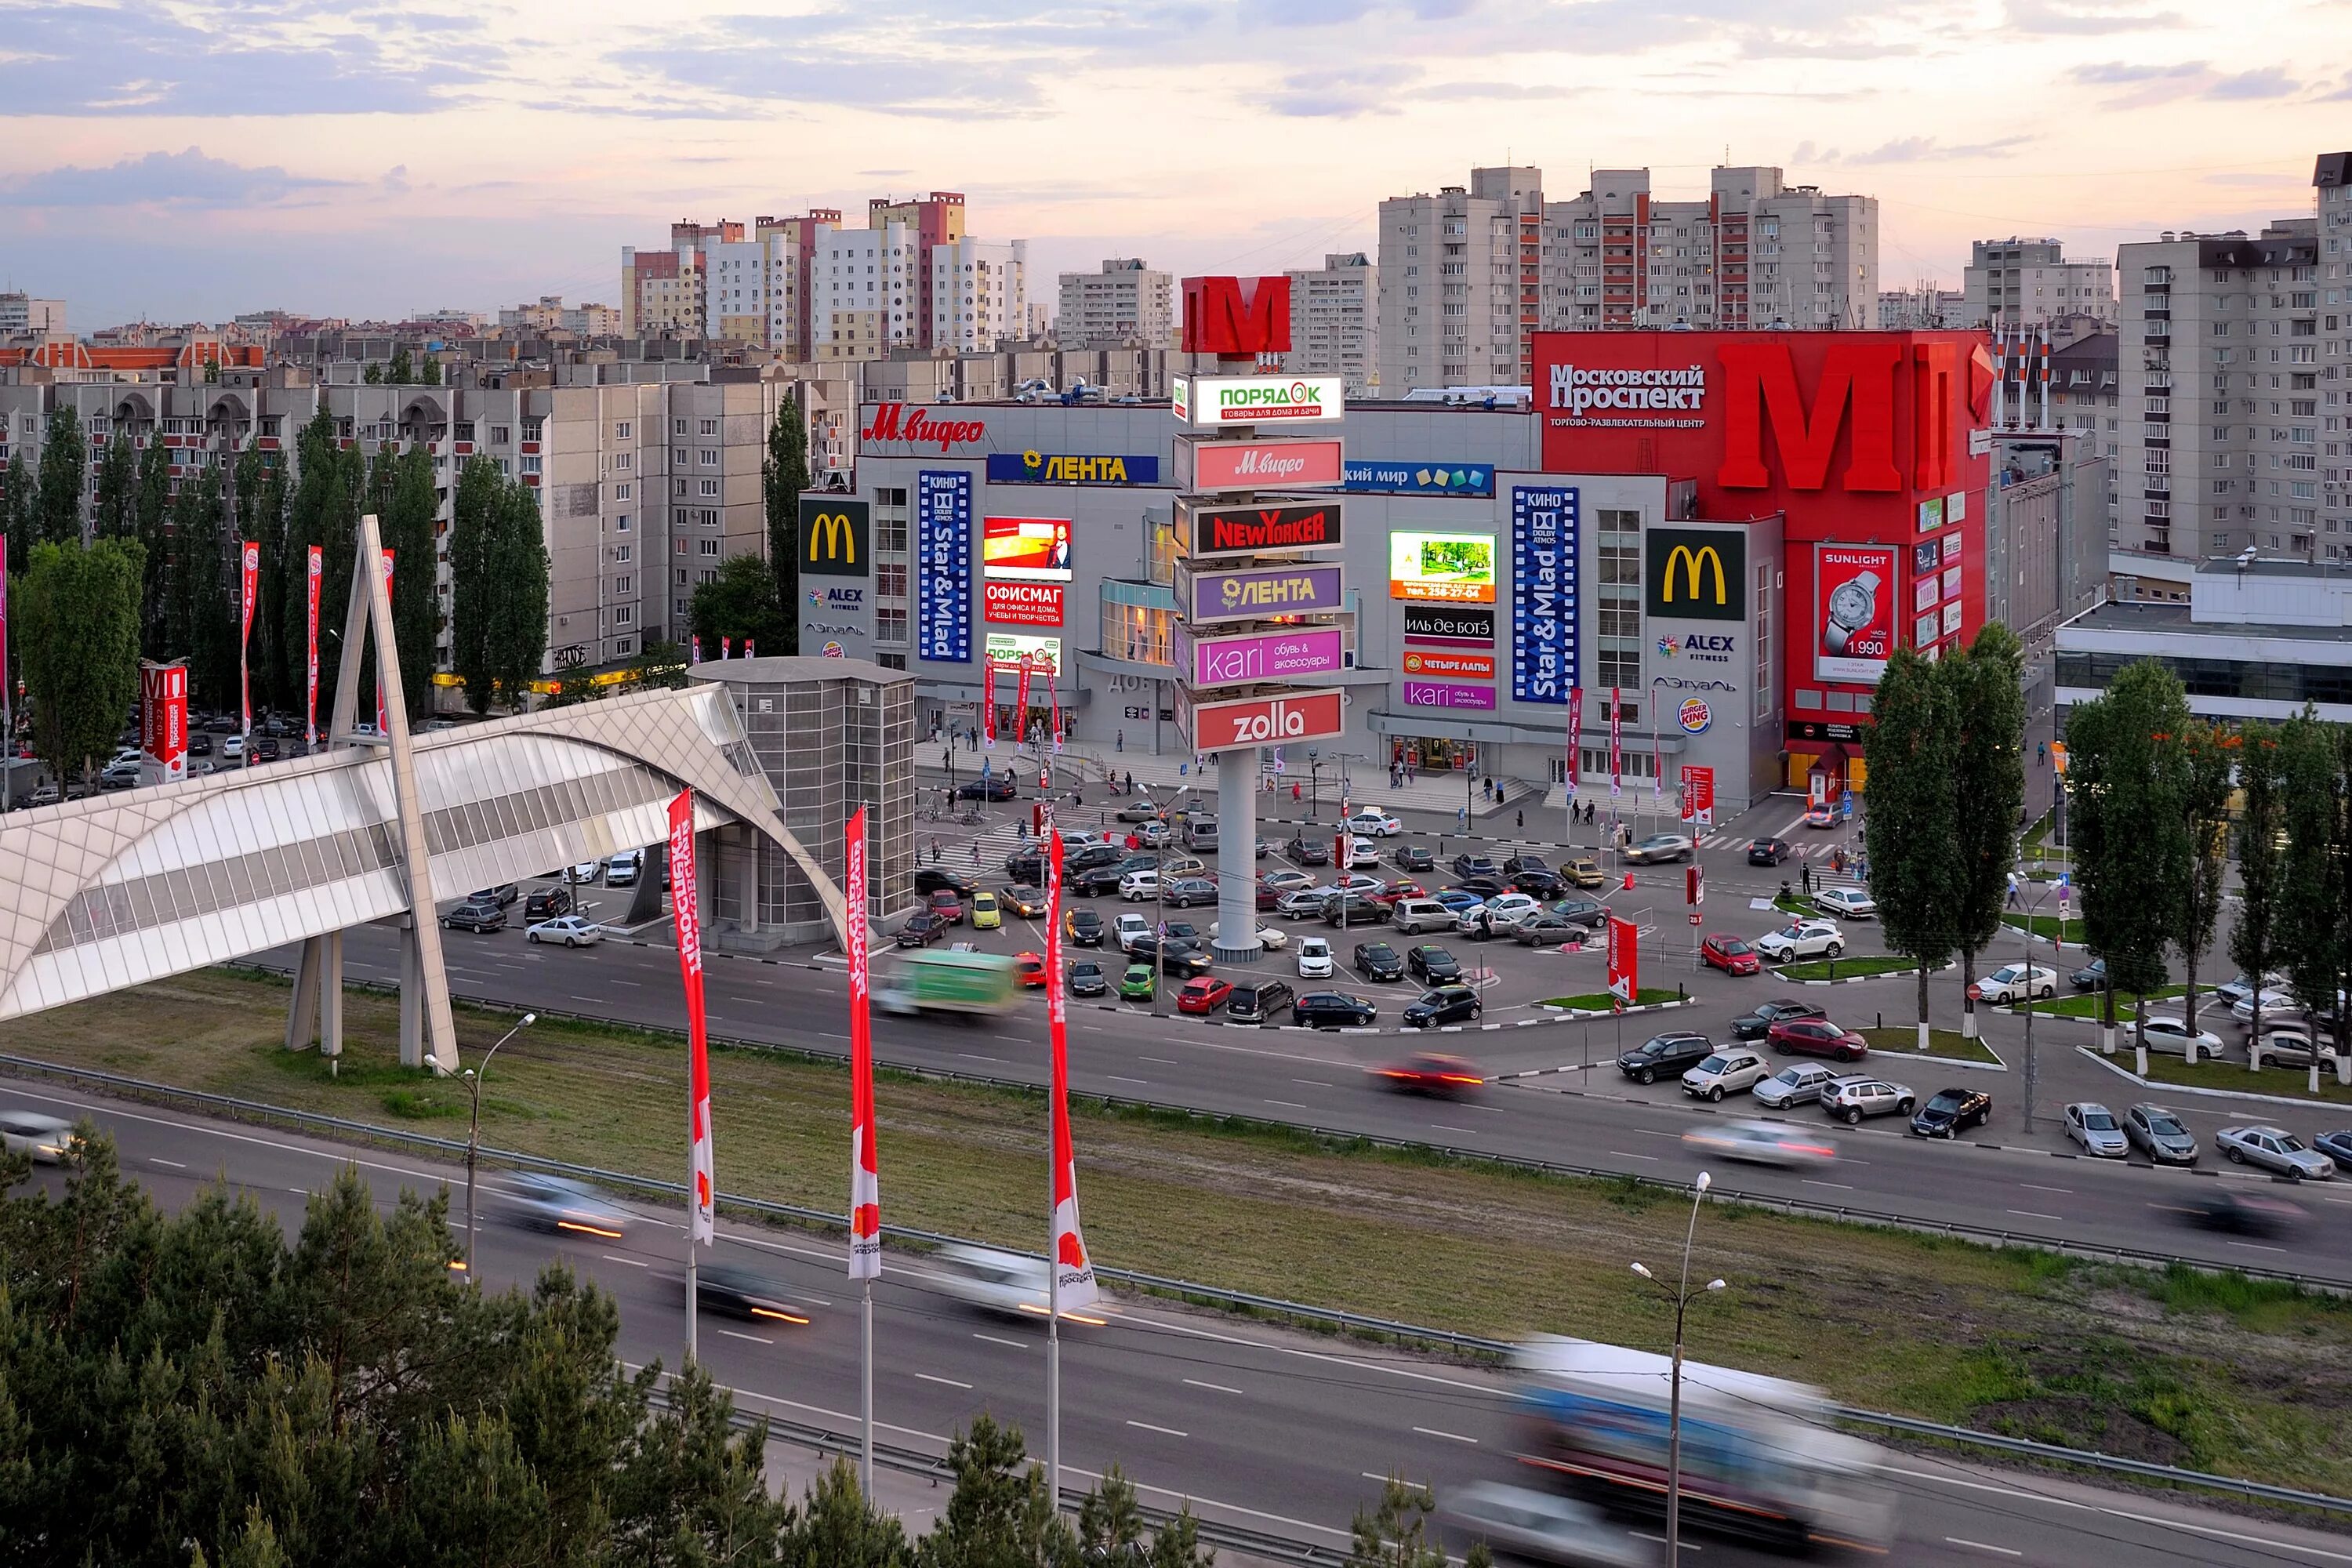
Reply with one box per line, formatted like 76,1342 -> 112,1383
0,0 -> 2344,328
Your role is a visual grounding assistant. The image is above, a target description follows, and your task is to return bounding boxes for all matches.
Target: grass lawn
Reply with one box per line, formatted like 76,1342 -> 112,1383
1541,988 -> 1684,1011
2025,985 -> 2187,1020
1858,1026 -> 2005,1066
2002,911 -> 2087,944
2131,1051 -> 2352,1107
1775,953 -> 1921,982
6,969 -> 2352,1497
1771,892 -> 1813,916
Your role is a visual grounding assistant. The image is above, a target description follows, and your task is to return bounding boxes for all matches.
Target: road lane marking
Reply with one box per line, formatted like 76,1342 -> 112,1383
1126,1419 -> 1189,1439
1105,1075 -> 1149,1085
601,1254 -> 648,1268
1629,1532 -> 1697,1548
1142,1057 -> 1178,1065
1802,1179 -> 1853,1191
1265,1099 -> 1310,1109
149,1157 -> 187,1168
1183,1378 -> 1243,1396
957,1053 -> 1007,1063
1878,1461 -> 2352,1561
993,1034 -> 1027,1044
2021,1183 -> 2073,1195
1432,1123 -> 1475,1134
2227,1240 -> 2287,1253
1293,1079 -> 1333,1087
973,1334 -> 1027,1351
915,1372 -> 973,1389
718,1329 -> 773,1345
1944,1540 -> 2022,1558
2005,1210 -> 2061,1221
611,980 -> 641,988
1413,1426 -> 1479,1444
1610,1151 -> 1660,1161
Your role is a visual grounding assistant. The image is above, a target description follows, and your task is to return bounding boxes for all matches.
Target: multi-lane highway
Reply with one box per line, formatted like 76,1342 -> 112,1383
5,1078 -> 2345,1568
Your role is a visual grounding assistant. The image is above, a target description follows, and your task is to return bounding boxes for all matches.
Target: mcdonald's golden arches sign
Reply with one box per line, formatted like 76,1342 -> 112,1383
800,497 -> 871,578
1644,528 -> 1745,622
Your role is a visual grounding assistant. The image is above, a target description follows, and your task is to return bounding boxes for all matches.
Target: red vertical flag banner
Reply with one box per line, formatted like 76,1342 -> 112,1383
667,789 -> 715,1244
1044,829 -> 1099,1308
1047,667 -> 1062,753
238,542 -> 259,735
745,638 -> 756,659
1606,915 -> 1639,1008
846,807 -> 881,1279
720,636 -> 732,660
1608,687 -> 1624,798
982,658 -> 998,746
690,636 -> 702,665
376,550 -> 394,735
0,532 -> 10,747
1565,685 -> 1582,793
304,547 -> 321,748
1014,657 -> 1034,746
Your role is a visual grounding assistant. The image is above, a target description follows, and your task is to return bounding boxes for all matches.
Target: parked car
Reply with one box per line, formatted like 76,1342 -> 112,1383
1163,877 -> 1218,909
187,733 -> 212,757
1911,1086 -> 1994,1138
2214,972 -> 2288,1011
1501,852 -> 1552,878
1371,879 -> 1428,907
1969,963 -> 2058,1005
2217,1124 -> 2337,1180
1751,1062 -> 1842,1109
1731,998 -> 1825,1040
1294,991 -> 1377,1029
1617,1031 -> 1714,1086
1370,1049 -> 1483,1091
1118,964 -> 1156,1000
1067,960 -> 1108,997
1428,889 -> 1486,916
1011,952 -> 1048,989
1513,912 -> 1589,947
601,849 -> 641,887
1275,889 -> 1330,920
1624,833 -> 1694,864
2134,1016 -> 2223,1063
1549,896 -> 1612,931
1748,837 -> 1791,866
474,883 -> 521,909
2123,1102 -> 2199,1166
1118,870 -> 1160,902
1403,985 -> 1483,1028
504,1173 -> 633,1238
1451,853 -> 1500,880
1455,891 -> 1539,933
1176,976 -> 1233,1015
1560,856 -> 1606,890
1208,918 -> 1287,951
1813,885 -> 1877,920
956,775 -> 1018,801
1700,934 -> 1761,975
1347,809 -> 1403,838
895,912 -> 946,948
2063,1102 -> 2129,1157
927,889 -> 966,925
1681,1120 -> 1840,1170
441,900 -> 506,934
1405,944 -> 1462,984
1347,837 -> 1385,870
523,887 -> 572,921
2070,956 -> 2108,992
1682,1048 -> 1769,1102
1820,1076 -> 1915,1124
1287,834 -> 1333,866
2229,987 -> 2302,1025
2312,1129 -> 2352,1174
1261,867 -> 1316,895
527,915 -> 602,948
1063,909 -> 1104,947
1295,936 -> 1335,978
1389,898 -> 1459,936
220,736 -> 246,762
1768,1017 -> 1869,1062
1323,891 -> 1388,928
1224,978 -> 1295,1025
1394,844 -> 1436,873
2250,1028 -> 2347,1073
1159,855 -> 1209,880
97,761 -> 140,790
1753,920 -> 1845,964
1354,942 -> 1406,982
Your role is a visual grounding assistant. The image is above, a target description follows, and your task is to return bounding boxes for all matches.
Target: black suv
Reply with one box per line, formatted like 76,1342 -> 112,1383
1353,942 -> 1405,982
1005,851 -> 1044,884
915,866 -> 979,898
1406,943 -> 1461,983
1911,1087 -> 1993,1138
1730,998 -> 1825,1040
1510,866 -> 1563,897
442,900 -> 506,933
1617,1031 -> 1715,1085
1452,853 -> 1500,880
523,887 -> 572,921
1403,985 -> 1483,1028
1069,844 -> 1123,872
1225,978 -> 1296,1025
1293,991 -> 1377,1029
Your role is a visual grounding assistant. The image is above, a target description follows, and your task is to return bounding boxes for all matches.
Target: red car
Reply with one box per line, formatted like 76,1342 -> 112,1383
1368,1051 -> 1486,1097
927,888 -> 964,924
1769,1016 -> 1869,1062
1012,951 -> 1048,988
1700,934 -> 1762,976
1373,879 -> 1428,906
1176,976 -> 1233,1014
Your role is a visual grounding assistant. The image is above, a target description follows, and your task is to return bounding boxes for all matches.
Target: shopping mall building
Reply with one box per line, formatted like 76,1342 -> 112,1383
822,330 -> 1992,815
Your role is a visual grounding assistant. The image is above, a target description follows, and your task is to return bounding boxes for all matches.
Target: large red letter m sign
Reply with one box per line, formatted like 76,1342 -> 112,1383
1182,276 -> 1293,357
1716,340 -> 1904,493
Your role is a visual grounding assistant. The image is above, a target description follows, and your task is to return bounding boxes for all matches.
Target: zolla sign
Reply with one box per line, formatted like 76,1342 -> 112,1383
1173,372 -> 1345,430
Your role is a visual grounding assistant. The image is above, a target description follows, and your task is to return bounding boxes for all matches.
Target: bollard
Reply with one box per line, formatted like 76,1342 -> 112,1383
1877,1011 -> 1883,1030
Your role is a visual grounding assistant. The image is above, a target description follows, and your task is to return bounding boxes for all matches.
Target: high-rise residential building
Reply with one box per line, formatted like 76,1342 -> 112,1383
1056,259 -> 1172,347
0,293 -> 65,334
1377,165 -> 1542,396
2321,152 -> 2352,546
930,236 -> 1027,354
1963,238 -> 2116,328
1878,285 -> 1967,328
1283,252 -> 1377,396
2119,211 -> 2324,561
1541,165 -> 1878,332
865,191 -> 965,350
2046,327 -> 2121,543
622,220 -> 742,335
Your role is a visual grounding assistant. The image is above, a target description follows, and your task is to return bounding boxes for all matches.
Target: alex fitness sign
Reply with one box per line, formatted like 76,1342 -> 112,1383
1185,688 -> 1345,752
1173,373 -> 1345,428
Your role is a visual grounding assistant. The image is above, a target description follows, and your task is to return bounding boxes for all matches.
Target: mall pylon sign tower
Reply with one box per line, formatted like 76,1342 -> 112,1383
1171,276 -> 1350,963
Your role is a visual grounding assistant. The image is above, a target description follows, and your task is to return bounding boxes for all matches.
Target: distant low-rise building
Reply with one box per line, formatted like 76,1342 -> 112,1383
0,293 -> 66,334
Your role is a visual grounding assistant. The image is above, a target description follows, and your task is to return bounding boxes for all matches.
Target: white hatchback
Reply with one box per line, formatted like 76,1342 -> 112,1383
1682,1048 -> 1769,1102
1297,937 -> 1335,978
1118,869 -> 1160,902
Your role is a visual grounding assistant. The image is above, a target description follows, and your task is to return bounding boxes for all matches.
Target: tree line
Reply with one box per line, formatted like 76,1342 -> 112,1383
0,1131 -> 1474,1567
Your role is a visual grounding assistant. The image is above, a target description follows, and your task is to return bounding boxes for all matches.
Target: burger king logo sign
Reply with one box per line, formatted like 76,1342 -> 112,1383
1678,697 -> 1712,735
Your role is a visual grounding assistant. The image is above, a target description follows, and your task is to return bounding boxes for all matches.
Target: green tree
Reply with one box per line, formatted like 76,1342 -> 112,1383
913,1414 -> 1071,1568
543,666 -> 601,708
448,455 -> 502,712
387,345 -> 415,386
1345,1476 -> 1460,1568
34,404 -> 86,545
281,408 -> 361,726
2069,660 -> 2194,1069
691,552 -> 789,655
233,441 -> 290,715
92,429 -> 139,539
1070,1465 -> 1213,1568
2,449 -> 33,572
2275,714 -> 2351,1088
363,360 -> 385,385
780,1458 -> 909,1568
16,538 -> 144,790
1947,623 -> 2027,1037
382,443 -> 440,721
133,436 -> 172,655
419,355 -> 442,386
166,464 -> 237,713
629,637 -> 691,692
1861,648 -> 1964,1047
487,477 -> 552,710
2230,720 -> 2289,1076
2173,720 -> 2234,1036
762,392 -> 809,648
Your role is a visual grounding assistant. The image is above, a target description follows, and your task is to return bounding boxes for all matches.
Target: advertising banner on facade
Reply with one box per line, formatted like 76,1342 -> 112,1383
983,579 -> 1065,626
1176,561 -> 1346,625
1172,372 -> 1345,428
985,451 -> 1158,486
1566,686 -> 1583,791
1403,681 -> 1496,711
140,661 -> 187,784
845,806 -> 880,1280
1509,487 -> 1576,704
1403,604 -> 1494,648
238,541 -> 259,735
375,550 -> 393,737
666,789 -> 715,1247
1814,543 -> 1899,684
1184,688 -> 1346,751
1044,829 -> 1100,1308
1645,528 -> 1746,621
1679,764 -> 1716,826
1400,649 -> 1494,680
1179,626 -> 1346,688
1173,436 -> 1345,493
1606,915 -> 1639,1007
1388,532 -> 1496,604
985,631 -> 1062,676
1177,498 -> 1342,558
800,498 -> 871,577
982,515 -> 1073,581
1344,460 -> 1494,497
916,470 -> 973,663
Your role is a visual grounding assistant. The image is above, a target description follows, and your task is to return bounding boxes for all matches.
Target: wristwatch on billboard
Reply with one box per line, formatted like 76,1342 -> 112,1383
1824,571 -> 1882,655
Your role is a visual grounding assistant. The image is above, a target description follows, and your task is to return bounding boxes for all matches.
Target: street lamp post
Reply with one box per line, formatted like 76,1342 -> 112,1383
462,1011 -> 537,1278
1631,1171 -> 1726,1568
2009,873 -> 2051,1132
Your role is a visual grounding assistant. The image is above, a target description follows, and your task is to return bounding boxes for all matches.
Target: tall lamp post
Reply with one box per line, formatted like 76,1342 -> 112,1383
2008,873 -> 2052,1131
1631,1170 -> 1725,1568
463,1011 -> 537,1277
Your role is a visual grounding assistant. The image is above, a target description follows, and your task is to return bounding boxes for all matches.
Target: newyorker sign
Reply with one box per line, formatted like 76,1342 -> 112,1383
860,404 -> 989,452
1178,499 -> 1342,558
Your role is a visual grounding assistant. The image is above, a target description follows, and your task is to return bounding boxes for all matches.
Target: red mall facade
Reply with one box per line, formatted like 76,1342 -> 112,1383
1532,329 -> 1994,786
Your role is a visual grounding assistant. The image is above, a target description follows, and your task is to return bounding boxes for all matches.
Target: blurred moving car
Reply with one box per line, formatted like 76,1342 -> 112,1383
2063,1102 -> 2128,1157
1443,1483 -> 1657,1567
0,1109 -> 78,1163
692,1261 -> 814,1325
930,1243 -> 1107,1324
525,915 -> 602,948
503,1173 -> 633,1239
2124,1103 -> 2199,1165
1680,1120 -> 1838,1169
2217,1124 -> 2336,1180
1624,833 -> 1694,864
1369,1051 -> 1484,1095
2180,1188 -> 2307,1237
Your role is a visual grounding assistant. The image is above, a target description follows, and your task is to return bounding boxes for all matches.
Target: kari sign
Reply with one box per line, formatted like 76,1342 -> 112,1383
1173,372 -> 1343,428
1401,649 -> 1495,680
985,450 -> 1158,485
1388,532 -> 1496,604
1510,486 -> 1576,705
1403,680 -> 1496,711
916,470 -> 973,663
1178,561 -> 1346,624
1345,459 -> 1494,497
1181,626 -> 1347,687
983,579 -> 1065,626
1814,543 -> 1900,684
1185,688 -> 1345,751
1174,436 -> 1345,493
1606,916 -> 1639,1005
1178,498 -> 1341,558
140,660 -> 187,783
982,516 -> 1072,581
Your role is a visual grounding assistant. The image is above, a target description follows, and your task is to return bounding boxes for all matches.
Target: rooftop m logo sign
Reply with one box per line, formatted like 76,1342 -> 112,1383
1716,340 -> 1904,493
1181,276 -> 1293,357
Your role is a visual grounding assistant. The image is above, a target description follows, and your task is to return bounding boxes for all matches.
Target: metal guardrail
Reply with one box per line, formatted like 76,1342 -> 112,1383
5,1047 -> 2351,1524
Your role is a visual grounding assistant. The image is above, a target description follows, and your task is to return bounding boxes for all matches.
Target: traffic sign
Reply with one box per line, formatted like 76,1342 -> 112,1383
1688,912 -> 1703,927
1686,863 -> 1704,906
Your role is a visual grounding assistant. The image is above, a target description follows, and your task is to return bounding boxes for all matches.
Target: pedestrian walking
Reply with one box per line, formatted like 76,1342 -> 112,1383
1458,806 -> 1470,831
1802,861 -> 1813,895
1116,729 -> 1124,753
928,837 -> 942,865
1516,808 -> 1525,830
1292,782 -> 1302,804
2036,739 -> 2045,766
2006,881 -> 2020,909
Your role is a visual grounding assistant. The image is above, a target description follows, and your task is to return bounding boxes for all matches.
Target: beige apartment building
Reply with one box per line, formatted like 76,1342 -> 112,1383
1284,252 -> 1377,397
1377,165 -> 1542,395
1056,258 -> 1173,347
1963,238 -> 2116,328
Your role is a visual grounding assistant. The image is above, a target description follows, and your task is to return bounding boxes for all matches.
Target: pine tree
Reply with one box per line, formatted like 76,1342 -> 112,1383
1860,648 -> 1964,1047
780,1459 -> 909,1568
92,429 -> 139,539
34,405 -> 86,545
913,1414 -> 1071,1568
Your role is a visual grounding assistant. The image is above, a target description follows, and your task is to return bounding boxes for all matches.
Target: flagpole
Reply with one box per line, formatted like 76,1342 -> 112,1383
1045,821 -> 1064,1512
862,1275 -> 874,1491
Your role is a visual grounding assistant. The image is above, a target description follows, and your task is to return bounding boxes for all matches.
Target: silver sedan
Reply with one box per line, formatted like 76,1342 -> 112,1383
2063,1102 -> 2129,1159
1681,1119 -> 1839,1168
2216,1124 -> 2336,1181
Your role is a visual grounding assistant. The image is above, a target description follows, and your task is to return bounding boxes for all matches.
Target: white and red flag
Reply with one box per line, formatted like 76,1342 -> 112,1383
376,549 -> 394,735
846,807 -> 881,1279
668,789 -> 715,1244
1044,828 -> 1098,1308
304,546 -> 321,747
238,541 -> 259,735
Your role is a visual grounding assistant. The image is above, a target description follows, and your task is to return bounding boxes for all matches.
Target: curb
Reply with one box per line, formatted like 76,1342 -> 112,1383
2073,1046 -> 2352,1109
1534,996 -> 1699,1022
1772,960 -> 1958,987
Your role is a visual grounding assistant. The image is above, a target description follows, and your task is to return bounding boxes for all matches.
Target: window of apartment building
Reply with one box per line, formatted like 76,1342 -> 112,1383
523,419 -> 543,442
612,544 -> 632,563
615,421 -> 632,440
612,453 -> 632,473
698,448 -> 718,466
521,455 -> 542,474
673,419 -> 688,435
699,479 -> 719,498
495,458 -> 510,476
614,513 -> 631,532
1754,561 -> 1775,721
698,419 -> 717,437
698,539 -> 720,557
483,424 -> 508,445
